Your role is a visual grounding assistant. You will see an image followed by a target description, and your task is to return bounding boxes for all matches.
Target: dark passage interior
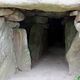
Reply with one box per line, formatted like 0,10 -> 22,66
47,18 -> 65,48
20,11 -> 66,66
19,9 -> 68,70
40,17 -> 65,58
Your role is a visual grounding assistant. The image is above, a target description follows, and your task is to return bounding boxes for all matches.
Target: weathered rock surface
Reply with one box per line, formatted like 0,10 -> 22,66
65,18 -> 77,52
0,55 -> 16,80
35,16 -> 48,24
5,10 -> 24,22
0,0 -> 80,12
66,33 -> 80,75
0,9 -> 14,16
29,23 -> 47,65
6,21 -> 20,28
0,17 -> 16,80
71,11 -> 80,38
66,12 -> 80,76
13,29 -> 31,71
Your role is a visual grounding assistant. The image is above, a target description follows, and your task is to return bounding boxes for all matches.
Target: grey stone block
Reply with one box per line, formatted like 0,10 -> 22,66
66,33 -> 80,75
13,29 -> 31,71
29,24 -> 47,65
0,17 -> 16,80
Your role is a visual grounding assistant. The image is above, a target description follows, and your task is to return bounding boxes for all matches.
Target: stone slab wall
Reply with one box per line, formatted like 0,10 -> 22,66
66,33 -> 80,75
13,28 -> 31,71
65,18 -> 77,52
0,18 -> 16,80
29,24 -> 47,65
28,16 -> 48,66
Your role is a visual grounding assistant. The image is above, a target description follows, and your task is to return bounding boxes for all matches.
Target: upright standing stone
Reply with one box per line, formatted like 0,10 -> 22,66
29,16 -> 48,65
13,29 -> 31,71
65,18 -> 77,52
66,33 -> 80,75
66,11 -> 80,76
0,17 -> 16,80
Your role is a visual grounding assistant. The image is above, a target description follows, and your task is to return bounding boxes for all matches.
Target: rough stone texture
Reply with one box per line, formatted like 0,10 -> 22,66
13,28 -> 31,71
0,9 -> 14,16
66,12 -> 80,76
0,17 -> 16,80
29,23 -> 47,65
74,11 -> 80,37
5,10 -> 24,22
66,33 -> 80,75
0,0 -> 80,12
35,16 -> 48,24
6,21 -> 20,28
65,18 -> 77,52
24,10 -> 67,18
0,55 -> 16,80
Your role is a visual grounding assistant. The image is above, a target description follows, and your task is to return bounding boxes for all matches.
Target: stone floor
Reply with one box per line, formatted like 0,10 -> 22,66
8,47 -> 74,80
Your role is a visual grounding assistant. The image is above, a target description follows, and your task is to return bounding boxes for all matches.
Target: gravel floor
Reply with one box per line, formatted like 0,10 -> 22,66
8,47 -> 74,80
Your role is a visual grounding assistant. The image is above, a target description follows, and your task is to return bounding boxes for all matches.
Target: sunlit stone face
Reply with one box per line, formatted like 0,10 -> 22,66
74,12 -> 80,37
74,22 -> 80,37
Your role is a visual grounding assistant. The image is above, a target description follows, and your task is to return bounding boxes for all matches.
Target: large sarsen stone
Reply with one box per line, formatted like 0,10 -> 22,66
0,17 -> 16,80
13,28 -> 31,71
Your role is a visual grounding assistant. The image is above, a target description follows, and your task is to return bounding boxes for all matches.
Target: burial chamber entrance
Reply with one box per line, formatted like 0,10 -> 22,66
20,10 -> 69,67
0,8 -> 78,80
16,10 -> 73,79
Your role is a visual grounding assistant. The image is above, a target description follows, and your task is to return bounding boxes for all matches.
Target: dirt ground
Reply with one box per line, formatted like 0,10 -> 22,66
8,47 -> 74,80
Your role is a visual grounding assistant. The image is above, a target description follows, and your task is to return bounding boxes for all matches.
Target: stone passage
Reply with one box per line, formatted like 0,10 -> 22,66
0,8 -> 80,80
8,47 -> 69,80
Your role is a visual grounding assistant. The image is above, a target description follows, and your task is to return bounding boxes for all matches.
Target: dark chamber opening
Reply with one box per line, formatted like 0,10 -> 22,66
40,17 -> 66,57
18,10 -> 68,73
20,14 -> 66,67
20,17 -> 65,54
47,18 -> 65,48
